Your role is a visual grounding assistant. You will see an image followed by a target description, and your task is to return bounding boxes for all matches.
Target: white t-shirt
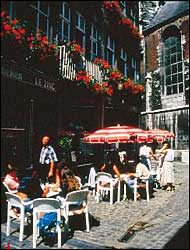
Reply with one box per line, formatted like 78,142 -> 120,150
164,149 -> 174,162
3,173 -> 19,191
139,145 -> 151,158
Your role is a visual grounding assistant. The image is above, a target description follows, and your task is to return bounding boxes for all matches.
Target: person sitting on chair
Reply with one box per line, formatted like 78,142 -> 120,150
55,161 -> 85,215
54,161 -> 80,198
120,157 -> 154,200
10,168 -> 50,218
3,162 -> 20,192
101,150 -> 123,179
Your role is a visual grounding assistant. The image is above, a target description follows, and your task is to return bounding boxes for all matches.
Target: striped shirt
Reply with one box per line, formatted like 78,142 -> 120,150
39,145 -> 58,165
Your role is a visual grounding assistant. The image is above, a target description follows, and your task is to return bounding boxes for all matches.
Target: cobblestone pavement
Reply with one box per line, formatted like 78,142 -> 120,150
1,162 -> 189,249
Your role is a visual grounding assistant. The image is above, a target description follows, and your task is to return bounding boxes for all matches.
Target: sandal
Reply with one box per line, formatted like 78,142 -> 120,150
136,193 -> 141,199
10,209 -> 20,219
166,187 -> 172,192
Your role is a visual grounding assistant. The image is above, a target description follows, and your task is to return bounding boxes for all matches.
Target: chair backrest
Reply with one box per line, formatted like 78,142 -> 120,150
65,190 -> 89,203
138,172 -> 151,180
5,192 -> 23,207
75,176 -> 82,189
3,181 -> 18,193
32,198 -> 61,213
96,172 -> 113,183
88,167 -> 96,188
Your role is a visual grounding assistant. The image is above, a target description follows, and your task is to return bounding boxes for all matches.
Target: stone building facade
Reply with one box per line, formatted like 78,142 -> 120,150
140,1 -> 189,150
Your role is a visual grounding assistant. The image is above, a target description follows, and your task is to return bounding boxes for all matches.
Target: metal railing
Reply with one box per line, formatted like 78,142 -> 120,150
58,45 -> 103,82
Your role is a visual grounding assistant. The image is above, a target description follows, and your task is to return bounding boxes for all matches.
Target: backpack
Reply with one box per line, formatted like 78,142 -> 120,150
37,212 -> 60,246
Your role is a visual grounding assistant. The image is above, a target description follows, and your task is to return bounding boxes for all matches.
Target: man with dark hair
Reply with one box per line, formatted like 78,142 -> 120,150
38,136 -> 58,184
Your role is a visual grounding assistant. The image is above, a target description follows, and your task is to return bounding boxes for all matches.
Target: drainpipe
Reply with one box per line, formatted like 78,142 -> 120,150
145,73 -> 153,129
29,99 -> 34,167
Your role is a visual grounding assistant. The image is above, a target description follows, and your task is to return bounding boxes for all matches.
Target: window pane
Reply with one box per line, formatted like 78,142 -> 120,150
178,73 -> 183,82
173,85 -> 177,94
63,22 -> 69,40
165,66 -> 171,75
165,48 -> 170,56
39,15 -> 47,32
80,16 -> 85,31
177,52 -> 182,61
170,46 -> 176,54
172,64 -> 177,74
64,3 -> 70,20
166,76 -> 171,85
171,54 -> 176,63
93,42 -> 97,54
172,75 -> 177,83
179,84 -> 183,93
167,86 -> 171,95
40,2 -> 49,14
176,42 -> 181,50
177,63 -> 182,72
165,56 -> 170,65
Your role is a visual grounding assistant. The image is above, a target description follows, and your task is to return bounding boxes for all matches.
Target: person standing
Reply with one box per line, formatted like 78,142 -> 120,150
38,136 -> 58,184
139,142 -> 157,171
159,141 -> 175,191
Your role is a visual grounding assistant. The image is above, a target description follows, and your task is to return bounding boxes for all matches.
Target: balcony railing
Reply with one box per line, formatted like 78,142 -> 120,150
58,45 -> 103,82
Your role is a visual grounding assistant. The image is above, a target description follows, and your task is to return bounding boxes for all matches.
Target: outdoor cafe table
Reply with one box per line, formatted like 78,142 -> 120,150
40,183 -> 62,198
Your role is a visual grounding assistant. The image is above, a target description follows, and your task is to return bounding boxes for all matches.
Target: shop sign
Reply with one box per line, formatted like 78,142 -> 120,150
1,64 -> 56,93
34,77 -> 56,92
1,66 -> 23,81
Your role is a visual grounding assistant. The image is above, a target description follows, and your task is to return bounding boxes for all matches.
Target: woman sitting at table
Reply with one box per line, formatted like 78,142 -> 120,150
54,161 -> 80,198
55,161 -> 85,215
3,162 -> 20,192
101,151 -> 122,177
16,168 -> 50,200
10,168 -> 50,218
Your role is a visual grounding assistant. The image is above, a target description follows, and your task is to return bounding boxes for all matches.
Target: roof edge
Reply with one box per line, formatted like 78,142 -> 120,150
143,9 -> 189,36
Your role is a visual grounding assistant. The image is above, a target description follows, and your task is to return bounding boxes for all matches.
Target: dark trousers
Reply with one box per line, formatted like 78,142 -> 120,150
38,164 -> 55,184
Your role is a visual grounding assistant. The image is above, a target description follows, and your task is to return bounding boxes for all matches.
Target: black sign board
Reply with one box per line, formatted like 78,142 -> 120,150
1,59 -> 57,93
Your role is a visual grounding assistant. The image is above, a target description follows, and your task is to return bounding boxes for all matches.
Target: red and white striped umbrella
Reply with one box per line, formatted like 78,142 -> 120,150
145,129 -> 175,143
84,125 -> 149,144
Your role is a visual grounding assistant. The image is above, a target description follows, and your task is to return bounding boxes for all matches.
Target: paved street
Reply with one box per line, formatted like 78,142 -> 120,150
1,161 -> 189,249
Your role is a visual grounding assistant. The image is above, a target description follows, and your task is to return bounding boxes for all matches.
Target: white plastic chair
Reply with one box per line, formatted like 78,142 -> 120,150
134,174 -> 150,202
59,190 -> 90,232
32,198 -> 62,248
3,181 -> 18,194
95,172 -> 121,205
5,192 -> 33,241
88,167 -> 96,195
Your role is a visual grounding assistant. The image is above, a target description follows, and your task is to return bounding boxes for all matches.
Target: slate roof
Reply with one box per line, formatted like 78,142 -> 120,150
144,1 -> 189,34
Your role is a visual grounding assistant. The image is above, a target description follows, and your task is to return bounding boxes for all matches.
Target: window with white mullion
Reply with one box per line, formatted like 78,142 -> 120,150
120,1 -> 127,16
131,56 -> 138,81
59,2 -> 71,42
106,36 -> 115,67
120,48 -> 127,76
76,12 -> 86,48
90,24 -> 98,60
163,35 -> 183,95
29,1 -> 50,36
76,11 -> 85,32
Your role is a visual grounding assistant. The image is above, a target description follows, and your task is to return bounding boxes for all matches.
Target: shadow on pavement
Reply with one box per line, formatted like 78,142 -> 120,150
68,213 -> 100,231
164,221 -> 189,249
